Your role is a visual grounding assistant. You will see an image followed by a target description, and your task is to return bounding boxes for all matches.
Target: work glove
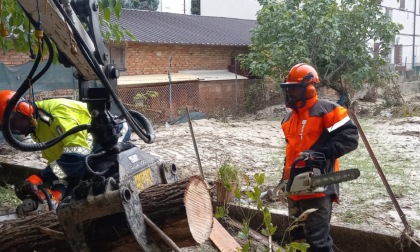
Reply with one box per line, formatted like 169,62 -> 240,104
267,179 -> 288,204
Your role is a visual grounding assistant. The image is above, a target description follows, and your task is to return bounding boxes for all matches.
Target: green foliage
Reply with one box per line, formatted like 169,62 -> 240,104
217,159 -> 241,186
238,173 -> 279,251
134,90 -> 159,101
393,104 -> 420,117
244,80 -> 268,112
121,0 -> 159,11
280,208 -> 316,252
240,0 -> 403,95
0,0 -> 136,55
0,184 -> 20,214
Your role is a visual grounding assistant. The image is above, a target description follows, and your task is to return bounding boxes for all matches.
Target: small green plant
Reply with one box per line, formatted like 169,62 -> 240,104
215,172 -> 313,252
280,208 -> 314,252
215,160 -> 241,206
133,91 -> 158,106
239,173 -> 279,251
217,160 -> 240,188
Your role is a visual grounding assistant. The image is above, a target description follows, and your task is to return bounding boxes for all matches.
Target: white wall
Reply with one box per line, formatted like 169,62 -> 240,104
155,0 -> 419,72
379,0 -> 419,71
201,0 -> 261,20
158,0 -> 192,15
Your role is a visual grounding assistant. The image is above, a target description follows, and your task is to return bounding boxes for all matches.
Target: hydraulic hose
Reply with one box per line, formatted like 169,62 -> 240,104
2,35 -> 90,151
84,150 -> 109,177
51,0 -> 155,144
128,109 -> 155,143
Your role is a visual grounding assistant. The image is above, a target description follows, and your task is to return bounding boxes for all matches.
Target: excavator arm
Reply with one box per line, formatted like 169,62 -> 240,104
7,1 -> 177,251
18,0 -> 101,80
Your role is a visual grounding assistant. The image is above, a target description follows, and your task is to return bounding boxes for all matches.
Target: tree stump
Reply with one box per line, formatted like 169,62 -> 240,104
0,176 -> 213,251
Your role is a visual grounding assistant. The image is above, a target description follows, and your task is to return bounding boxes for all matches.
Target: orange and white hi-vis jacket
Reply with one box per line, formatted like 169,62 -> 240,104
281,95 -> 359,202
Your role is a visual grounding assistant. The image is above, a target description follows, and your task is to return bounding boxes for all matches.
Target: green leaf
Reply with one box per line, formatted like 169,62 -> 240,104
245,191 -> 256,201
234,186 -> 241,199
114,1 -> 122,20
263,207 -> 271,227
237,231 -> 248,240
103,7 -> 111,22
215,206 -> 225,218
288,241 -> 310,252
254,173 -> 265,185
253,186 -> 261,199
243,241 -> 251,252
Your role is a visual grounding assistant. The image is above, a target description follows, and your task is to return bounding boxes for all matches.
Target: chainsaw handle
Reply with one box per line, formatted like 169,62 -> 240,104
286,156 -> 306,192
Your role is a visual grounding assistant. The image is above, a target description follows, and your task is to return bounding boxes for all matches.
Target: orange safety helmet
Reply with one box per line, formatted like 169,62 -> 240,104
0,90 -> 35,135
280,63 -> 320,108
0,90 -> 34,121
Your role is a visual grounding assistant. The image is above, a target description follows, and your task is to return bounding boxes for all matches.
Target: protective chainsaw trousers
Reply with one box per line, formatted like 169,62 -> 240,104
287,195 -> 334,252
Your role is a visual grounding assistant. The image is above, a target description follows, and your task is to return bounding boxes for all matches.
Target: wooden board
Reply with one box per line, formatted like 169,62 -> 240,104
210,218 -> 241,252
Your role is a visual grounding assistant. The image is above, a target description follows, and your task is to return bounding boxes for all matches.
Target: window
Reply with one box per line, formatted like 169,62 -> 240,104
373,43 -> 381,58
394,45 -> 403,64
109,47 -> 127,72
399,0 -> 405,9
385,8 -> 392,18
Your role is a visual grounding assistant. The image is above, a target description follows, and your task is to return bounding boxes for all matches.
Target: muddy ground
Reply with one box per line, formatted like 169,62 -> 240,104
0,93 -> 419,249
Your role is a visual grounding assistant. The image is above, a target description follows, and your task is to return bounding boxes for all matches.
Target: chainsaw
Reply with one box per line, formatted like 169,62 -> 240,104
0,182 -> 56,222
266,151 -> 360,201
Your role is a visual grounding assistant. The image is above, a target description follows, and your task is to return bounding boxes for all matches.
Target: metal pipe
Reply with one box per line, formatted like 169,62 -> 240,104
186,107 -> 204,178
143,214 -> 182,252
348,110 -> 413,236
168,56 -> 173,122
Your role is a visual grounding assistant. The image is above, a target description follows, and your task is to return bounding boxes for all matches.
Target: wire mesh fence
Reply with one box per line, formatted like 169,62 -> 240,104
32,79 -> 281,125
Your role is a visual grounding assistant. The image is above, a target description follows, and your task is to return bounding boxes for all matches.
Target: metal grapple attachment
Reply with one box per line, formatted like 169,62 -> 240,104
56,144 -> 178,251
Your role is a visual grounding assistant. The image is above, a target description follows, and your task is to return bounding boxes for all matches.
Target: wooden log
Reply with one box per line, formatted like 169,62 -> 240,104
0,176 -> 213,251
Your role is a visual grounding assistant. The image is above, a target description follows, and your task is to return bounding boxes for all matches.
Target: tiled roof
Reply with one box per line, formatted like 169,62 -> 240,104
114,9 -> 257,46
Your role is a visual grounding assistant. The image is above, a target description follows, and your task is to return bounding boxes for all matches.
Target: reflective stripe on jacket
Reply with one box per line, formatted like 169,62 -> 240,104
281,95 -> 358,202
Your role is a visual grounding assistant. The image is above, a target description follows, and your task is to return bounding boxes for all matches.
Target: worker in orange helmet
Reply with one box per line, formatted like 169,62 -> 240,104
0,90 -> 130,212
279,64 -> 359,252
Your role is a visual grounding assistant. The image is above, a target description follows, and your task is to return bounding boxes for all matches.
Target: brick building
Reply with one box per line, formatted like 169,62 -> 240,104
0,10 -> 261,122
109,10 -> 259,122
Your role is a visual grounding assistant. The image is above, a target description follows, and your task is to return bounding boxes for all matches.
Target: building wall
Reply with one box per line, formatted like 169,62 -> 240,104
198,79 -> 249,115
158,0 -> 192,15
201,0 -> 261,20
0,50 -> 31,65
115,43 -> 247,75
379,0 -> 419,72
117,79 -> 254,123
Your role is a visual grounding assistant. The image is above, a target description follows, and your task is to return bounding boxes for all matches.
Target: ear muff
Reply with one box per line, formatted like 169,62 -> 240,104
16,99 -> 34,118
306,84 -> 317,99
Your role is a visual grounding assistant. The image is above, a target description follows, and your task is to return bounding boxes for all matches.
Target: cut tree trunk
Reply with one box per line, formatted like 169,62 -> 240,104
0,175 -> 213,252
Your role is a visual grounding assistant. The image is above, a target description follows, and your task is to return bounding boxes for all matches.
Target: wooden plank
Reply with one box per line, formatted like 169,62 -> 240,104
210,218 -> 241,252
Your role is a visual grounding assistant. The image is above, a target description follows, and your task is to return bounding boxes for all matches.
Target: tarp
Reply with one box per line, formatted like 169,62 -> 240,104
169,111 -> 208,125
0,61 -> 77,143
0,61 -> 77,92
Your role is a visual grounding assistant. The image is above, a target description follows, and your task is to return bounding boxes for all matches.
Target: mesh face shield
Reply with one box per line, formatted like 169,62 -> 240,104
280,72 -> 314,109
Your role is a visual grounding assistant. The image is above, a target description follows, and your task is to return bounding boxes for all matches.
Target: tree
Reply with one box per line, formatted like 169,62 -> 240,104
0,0 -> 133,54
240,0 -> 402,96
121,0 -> 159,11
